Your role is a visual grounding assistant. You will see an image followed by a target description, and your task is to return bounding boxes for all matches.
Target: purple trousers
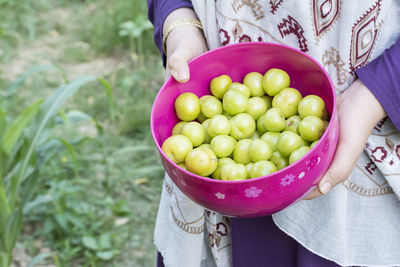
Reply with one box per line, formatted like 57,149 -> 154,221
157,215 -> 342,267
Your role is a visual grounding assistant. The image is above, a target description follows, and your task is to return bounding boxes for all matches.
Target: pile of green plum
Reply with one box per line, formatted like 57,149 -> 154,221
161,68 -> 329,180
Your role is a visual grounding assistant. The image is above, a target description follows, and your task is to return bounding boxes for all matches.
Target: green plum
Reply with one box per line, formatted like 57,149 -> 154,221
230,113 -> 256,140
210,74 -> 232,99
246,97 -> 268,120
210,135 -> 236,158
263,107 -> 286,132
233,139 -> 252,164
277,131 -> 302,157
261,131 -> 281,151
289,146 -> 310,165
162,135 -> 193,164
212,158 -> 235,179
272,88 -> 302,118
270,151 -> 289,170
243,72 -> 264,97
298,95 -> 325,119
248,139 -> 272,162
228,82 -> 251,98
208,115 -> 231,137
185,147 -> 218,177
175,92 -> 201,121
222,89 -> 248,116
220,163 -> 247,181
249,160 -> 277,178
181,121 -> 205,147
285,115 -> 301,134
262,68 -> 290,96
200,95 -> 223,118
298,115 -> 325,142
172,121 -> 187,135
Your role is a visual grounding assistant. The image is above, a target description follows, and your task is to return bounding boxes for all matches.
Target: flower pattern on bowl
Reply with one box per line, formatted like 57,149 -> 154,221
306,155 -> 321,170
245,186 -> 262,198
281,174 -> 295,186
298,171 -> 306,179
215,192 -> 226,199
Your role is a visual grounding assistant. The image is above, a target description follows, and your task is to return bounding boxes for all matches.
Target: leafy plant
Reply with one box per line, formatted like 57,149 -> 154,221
119,15 -> 153,66
0,0 -> 166,265
0,71 -> 113,267
75,0 -> 156,56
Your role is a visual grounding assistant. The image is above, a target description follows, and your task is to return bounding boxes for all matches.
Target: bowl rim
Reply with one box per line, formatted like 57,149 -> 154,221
151,42 -> 337,184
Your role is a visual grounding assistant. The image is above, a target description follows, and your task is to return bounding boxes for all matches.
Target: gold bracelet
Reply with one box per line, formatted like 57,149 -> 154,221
162,18 -> 203,55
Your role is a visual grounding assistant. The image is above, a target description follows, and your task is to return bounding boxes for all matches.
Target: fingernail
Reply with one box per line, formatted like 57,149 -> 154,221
177,69 -> 188,81
319,181 -> 332,195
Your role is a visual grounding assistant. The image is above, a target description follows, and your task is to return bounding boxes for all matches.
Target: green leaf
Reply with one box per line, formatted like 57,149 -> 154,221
82,236 -> 98,250
98,233 -> 111,250
19,168 -> 40,207
139,20 -> 153,31
2,100 -> 43,155
61,110 -> 92,124
0,75 -> 114,260
9,76 -> 96,207
96,250 -> 115,261
42,219 -> 56,235
40,76 -> 96,121
0,110 -> 7,177
65,213 -> 85,229
111,200 -> 131,217
54,214 -> 68,231
3,209 -> 23,251
0,184 -> 10,248
55,109 -> 94,126
23,194 -> 52,214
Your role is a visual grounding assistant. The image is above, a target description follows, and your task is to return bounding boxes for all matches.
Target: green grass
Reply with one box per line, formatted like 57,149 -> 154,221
0,0 -> 166,266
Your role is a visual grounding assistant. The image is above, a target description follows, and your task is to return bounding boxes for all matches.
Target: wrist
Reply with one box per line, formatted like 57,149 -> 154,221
355,79 -> 386,124
162,8 -> 204,55
339,79 -> 386,132
163,18 -> 203,54
163,7 -> 198,33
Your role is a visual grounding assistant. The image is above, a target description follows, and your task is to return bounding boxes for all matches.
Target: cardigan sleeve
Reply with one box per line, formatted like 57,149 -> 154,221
356,37 -> 400,131
147,0 -> 194,66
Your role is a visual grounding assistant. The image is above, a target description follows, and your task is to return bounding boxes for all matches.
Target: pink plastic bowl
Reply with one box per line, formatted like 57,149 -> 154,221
151,42 -> 339,217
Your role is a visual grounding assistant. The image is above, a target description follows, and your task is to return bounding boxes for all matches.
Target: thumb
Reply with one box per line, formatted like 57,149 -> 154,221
167,47 -> 194,83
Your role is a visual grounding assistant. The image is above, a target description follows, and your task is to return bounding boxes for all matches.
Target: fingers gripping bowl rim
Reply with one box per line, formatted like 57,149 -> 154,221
151,42 -> 339,217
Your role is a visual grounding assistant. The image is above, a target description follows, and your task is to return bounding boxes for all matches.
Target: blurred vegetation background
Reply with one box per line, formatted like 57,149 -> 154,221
0,0 -> 165,266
